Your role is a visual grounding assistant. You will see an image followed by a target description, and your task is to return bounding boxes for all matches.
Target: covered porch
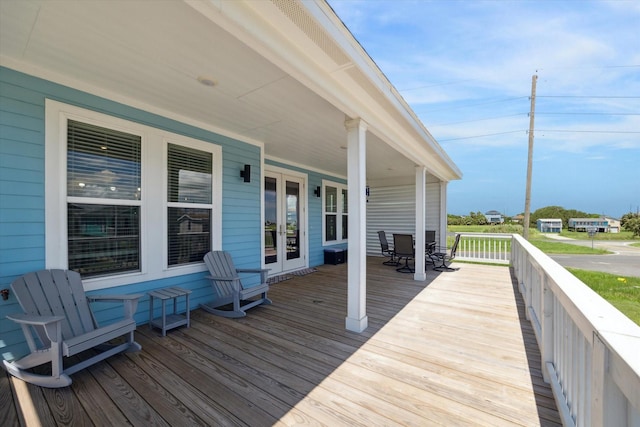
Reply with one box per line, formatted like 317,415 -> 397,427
2,259 -> 560,426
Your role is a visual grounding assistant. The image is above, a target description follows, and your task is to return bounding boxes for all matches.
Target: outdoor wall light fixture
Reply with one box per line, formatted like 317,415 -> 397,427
314,186 -> 321,197
240,164 -> 251,183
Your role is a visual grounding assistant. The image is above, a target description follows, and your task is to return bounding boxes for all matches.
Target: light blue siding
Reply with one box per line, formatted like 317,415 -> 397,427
0,66 -> 264,360
264,159 -> 347,267
0,66 -> 343,360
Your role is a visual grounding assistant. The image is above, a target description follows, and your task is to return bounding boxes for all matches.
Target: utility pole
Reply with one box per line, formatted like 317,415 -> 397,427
523,74 -> 537,240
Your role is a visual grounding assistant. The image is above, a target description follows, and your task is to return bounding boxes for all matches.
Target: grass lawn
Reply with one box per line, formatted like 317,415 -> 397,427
567,269 -> 640,326
528,238 -> 610,254
559,230 -> 637,241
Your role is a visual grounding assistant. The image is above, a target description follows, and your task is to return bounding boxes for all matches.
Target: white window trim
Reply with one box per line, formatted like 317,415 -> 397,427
45,99 -> 222,291
321,179 -> 348,246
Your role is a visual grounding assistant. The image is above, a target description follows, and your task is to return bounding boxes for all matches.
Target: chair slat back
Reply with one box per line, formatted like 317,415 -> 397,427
11,270 -> 96,343
450,234 -> 462,257
377,231 -> 390,251
393,234 -> 414,257
425,230 -> 436,244
204,251 -> 241,296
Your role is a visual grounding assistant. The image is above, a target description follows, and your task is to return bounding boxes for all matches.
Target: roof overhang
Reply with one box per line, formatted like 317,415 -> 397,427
0,0 -> 462,184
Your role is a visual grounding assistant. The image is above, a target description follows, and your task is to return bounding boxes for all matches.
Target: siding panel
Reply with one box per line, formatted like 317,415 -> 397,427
366,183 -> 443,255
0,67 -> 268,360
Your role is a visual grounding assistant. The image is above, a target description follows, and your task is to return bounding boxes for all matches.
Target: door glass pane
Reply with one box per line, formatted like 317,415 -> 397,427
264,177 -> 277,265
286,181 -> 300,260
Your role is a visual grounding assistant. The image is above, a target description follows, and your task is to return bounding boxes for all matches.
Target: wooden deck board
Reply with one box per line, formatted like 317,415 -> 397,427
4,259 -> 561,426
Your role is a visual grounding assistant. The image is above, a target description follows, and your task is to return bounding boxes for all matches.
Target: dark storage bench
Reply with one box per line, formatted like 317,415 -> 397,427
324,248 -> 347,265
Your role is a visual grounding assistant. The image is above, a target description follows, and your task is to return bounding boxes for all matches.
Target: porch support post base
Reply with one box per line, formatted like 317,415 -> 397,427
345,315 -> 368,333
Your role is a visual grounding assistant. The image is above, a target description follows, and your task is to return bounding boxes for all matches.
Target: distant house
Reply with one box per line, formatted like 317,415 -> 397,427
512,214 -> 524,224
484,210 -> 504,224
568,218 -> 609,233
537,219 -> 562,233
604,217 -> 621,233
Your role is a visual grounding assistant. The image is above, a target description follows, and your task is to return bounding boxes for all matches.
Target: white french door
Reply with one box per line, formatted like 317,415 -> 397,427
264,170 -> 306,275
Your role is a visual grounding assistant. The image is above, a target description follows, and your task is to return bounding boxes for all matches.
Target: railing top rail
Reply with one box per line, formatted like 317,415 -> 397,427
455,232 -> 513,238
512,234 -> 640,338
512,233 -> 640,409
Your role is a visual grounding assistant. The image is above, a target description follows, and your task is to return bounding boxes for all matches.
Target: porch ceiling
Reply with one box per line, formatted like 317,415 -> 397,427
0,0 -> 460,184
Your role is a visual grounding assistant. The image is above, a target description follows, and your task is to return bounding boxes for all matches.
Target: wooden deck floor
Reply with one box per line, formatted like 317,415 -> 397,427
2,259 -> 561,426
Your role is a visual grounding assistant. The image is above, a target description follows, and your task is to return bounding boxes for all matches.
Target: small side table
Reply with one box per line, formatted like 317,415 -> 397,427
148,287 -> 192,336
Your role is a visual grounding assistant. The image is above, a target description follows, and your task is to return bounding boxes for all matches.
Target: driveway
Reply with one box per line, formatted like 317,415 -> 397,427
545,235 -> 640,277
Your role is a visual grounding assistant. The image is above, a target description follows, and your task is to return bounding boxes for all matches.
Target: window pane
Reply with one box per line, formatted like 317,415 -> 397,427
342,214 -> 348,240
325,186 -> 337,213
68,204 -> 140,277
342,189 -> 348,213
264,177 -> 278,264
168,144 -> 212,204
326,214 -> 337,241
168,207 -> 211,266
67,120 -> 141,200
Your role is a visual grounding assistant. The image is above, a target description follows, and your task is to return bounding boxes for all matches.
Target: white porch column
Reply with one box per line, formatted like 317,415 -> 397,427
345,118 -> 368,333
414,166 -> 427,281
439,181 -> 448,249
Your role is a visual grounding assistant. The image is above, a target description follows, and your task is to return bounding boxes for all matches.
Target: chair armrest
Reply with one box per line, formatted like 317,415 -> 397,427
236,268 -> 271,283
88,294 -> 143,303
88,294 -> 143,319
236,268 -> 270,274
206,275 -> 240,281
6,313 -> 65,326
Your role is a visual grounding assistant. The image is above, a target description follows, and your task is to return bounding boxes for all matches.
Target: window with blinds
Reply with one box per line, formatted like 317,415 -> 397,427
66,120 -> 142,277
167,143 -> 212,266
322,181 -> 348,245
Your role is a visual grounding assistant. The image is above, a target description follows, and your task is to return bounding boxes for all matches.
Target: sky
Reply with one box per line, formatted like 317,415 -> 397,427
327,0 -> 640,218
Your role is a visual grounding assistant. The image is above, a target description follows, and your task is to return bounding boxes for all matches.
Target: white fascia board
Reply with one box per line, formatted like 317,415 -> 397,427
304,1 -> 462,181
187,0 -> 461,182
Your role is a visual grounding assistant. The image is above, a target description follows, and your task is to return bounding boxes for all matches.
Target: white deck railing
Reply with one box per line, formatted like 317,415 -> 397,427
511,234 -> 640,427
454,232 -> 511,264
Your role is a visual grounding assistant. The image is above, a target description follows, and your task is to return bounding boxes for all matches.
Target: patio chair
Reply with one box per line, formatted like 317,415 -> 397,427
201,251 -> 271,318
431,234 -> 461,272
393,233 -> 415,273
425,230 -> 436,264
3,269 -> 142,388
377,231 -> 398,266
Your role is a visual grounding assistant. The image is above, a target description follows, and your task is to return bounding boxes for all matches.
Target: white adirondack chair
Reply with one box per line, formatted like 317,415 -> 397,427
3,269 -> 142,388
201,251 -> 271,318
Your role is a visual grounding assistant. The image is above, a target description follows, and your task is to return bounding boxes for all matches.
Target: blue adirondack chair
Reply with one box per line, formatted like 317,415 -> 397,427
201,251 -> 271,318
3,269 -> 142,388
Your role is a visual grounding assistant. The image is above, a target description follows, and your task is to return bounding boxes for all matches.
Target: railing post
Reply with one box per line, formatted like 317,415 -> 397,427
591,332 -> 606,427
542,276 -> 554,384
524,261 -> 533,321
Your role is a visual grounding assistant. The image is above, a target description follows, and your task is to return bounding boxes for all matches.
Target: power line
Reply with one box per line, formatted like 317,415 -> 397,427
419,96 -> 529,114
536,112 -> 640,116
537,129 -> 640,134
537,95 -> 640,99
439,130 -> 525,142
430,113 -> 527,127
